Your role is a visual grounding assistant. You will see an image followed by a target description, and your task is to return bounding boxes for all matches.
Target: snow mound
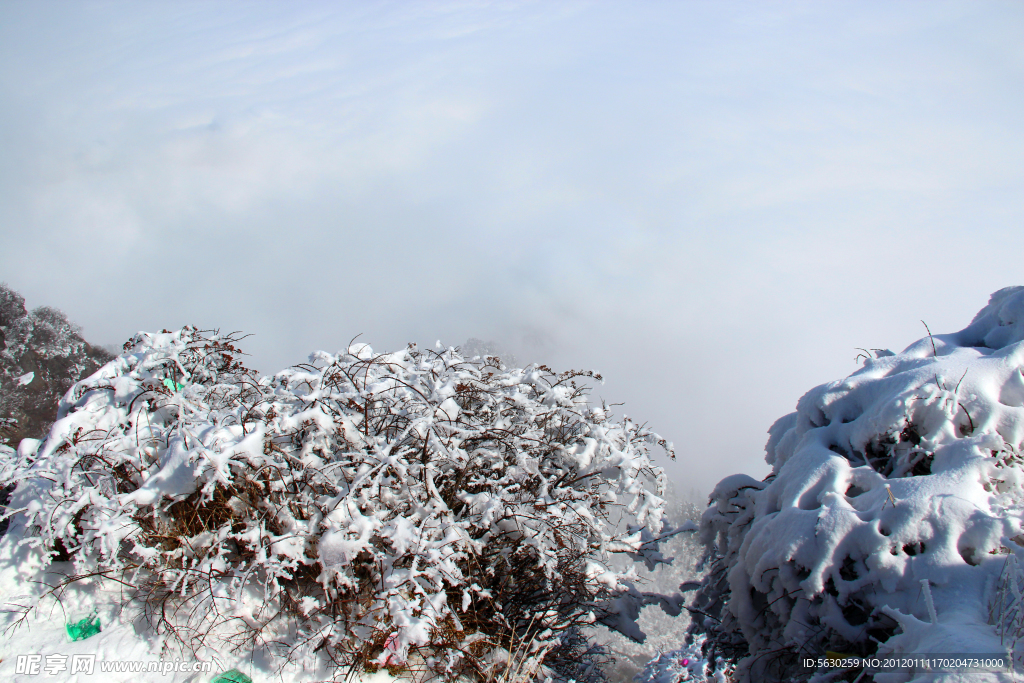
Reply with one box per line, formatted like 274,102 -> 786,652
688,287 -> 1024,682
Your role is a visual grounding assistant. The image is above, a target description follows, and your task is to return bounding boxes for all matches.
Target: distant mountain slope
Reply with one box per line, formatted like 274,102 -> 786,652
0,283 -> 114,446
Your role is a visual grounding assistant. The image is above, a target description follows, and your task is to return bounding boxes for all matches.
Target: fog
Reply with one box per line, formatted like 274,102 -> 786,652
2,0 -> 1022,497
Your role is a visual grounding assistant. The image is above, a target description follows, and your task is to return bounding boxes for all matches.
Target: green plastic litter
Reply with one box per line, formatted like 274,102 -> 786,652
66,614 -> 101,641
210,670 -> 252,683
162,378 -> 185,392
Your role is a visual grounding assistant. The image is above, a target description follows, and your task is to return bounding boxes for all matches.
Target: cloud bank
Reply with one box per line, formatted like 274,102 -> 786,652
1,0 -> 1022,495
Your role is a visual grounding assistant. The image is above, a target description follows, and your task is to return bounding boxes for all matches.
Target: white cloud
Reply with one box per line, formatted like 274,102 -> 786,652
1,0 -> 1021,496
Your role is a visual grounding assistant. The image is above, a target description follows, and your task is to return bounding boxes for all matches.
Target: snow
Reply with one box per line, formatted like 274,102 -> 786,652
0,513 -> 409,683
17,287 -> 1024,682
0,327 -> 681,682
683,287 -> 1024,682
633,635 -> 731,683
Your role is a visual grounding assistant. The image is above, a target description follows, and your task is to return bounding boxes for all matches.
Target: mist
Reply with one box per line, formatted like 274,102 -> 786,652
2,0 -> 1022,497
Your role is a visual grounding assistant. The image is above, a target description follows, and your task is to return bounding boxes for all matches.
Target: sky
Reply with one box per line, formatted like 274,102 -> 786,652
1,0 -> 1022,498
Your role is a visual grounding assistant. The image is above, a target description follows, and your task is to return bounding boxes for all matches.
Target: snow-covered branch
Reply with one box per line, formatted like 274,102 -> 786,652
0,329 -> 678,681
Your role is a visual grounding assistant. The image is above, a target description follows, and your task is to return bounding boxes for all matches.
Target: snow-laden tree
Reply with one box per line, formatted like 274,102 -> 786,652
0,328 -> 686,681
0,283 -> 113,538
687,287 -> 1024,682
0,283 -> 113,446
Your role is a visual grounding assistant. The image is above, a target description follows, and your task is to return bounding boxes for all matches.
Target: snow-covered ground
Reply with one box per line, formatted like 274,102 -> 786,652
0,508 -> 405,682
587,493 -> 705,683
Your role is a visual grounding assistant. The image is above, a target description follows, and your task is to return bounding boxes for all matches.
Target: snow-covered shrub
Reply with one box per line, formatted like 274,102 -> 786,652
633,634 -> 732,683
0,327 -> 683,681
688,287 -> 1024,682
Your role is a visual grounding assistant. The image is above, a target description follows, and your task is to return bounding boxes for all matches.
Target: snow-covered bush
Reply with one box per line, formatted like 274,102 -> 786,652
688,287 -> 1024,682
0,328 -> 683,681
634,634 -> 732,683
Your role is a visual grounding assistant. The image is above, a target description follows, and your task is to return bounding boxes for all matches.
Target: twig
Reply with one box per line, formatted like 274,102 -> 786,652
954,369 -> 969,394
921,320 -> 938,356
920,579 -> 938,625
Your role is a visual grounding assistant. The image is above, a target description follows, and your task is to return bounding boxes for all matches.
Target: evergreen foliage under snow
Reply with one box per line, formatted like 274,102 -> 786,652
684,287 -> 1024,682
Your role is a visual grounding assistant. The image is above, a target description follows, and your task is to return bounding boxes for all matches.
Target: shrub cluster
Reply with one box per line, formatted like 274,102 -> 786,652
1,327 -> 680,681
688,287 -> 1024,681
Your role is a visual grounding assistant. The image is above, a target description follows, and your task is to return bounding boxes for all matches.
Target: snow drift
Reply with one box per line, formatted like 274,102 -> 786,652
684,287 -> 1024,682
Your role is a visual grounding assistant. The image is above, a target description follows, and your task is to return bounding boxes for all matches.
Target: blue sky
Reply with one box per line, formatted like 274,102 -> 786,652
2,1 -> 1022,496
